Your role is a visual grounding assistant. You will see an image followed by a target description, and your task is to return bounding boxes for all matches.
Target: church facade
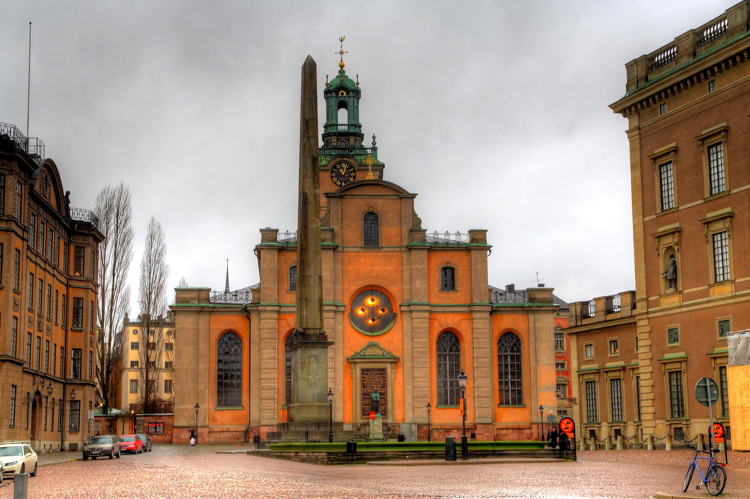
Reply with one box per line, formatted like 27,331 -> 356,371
172,58 -> 558,443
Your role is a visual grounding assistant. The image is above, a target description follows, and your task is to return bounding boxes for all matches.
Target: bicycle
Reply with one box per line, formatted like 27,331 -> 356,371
682,443 -> 727,496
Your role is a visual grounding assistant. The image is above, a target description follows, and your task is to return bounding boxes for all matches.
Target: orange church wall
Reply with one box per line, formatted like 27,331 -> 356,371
490,313 -> 532,423
206,314 -> 251,428
275,314 -> 296,422
276,250 -> 297,304
338,195 -> 404,247
426,251 -> 472,304
427,314 -> 473,425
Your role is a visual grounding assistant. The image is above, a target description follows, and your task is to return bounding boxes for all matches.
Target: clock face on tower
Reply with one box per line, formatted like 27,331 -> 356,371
330,161 -> 356,187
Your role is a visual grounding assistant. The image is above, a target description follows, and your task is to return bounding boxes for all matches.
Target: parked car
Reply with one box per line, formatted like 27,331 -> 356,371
136,434 -> 152,452
0,442 -> 38,478
118,435 -> 144,454
83,435 -> 121,460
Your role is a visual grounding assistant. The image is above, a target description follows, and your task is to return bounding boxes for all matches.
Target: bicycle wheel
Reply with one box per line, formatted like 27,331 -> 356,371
682,463 -> 695,492
706,465 -> 726,496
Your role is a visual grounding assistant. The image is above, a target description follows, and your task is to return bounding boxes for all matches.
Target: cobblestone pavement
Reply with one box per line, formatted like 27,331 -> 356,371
0,444 -> 747,498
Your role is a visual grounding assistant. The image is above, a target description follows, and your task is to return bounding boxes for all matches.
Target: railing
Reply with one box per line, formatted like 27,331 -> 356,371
697,17 -> 728,47
323,124 -> 363,133
426,231 -> 468,244
647,45 -> 676,72
0,122 -> 45,162
70,207 -> 100,229
491,289 -> 528,304
319,146 -> 376,157
209,289 -> 252,304
583,300 -> 596,318
277,230 -> 297,243
605,294 -> 621,314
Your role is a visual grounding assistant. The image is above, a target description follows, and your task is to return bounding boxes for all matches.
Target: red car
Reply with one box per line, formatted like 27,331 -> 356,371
118,435 -> 144,454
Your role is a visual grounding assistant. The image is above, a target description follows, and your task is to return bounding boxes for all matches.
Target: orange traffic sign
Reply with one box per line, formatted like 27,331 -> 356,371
712,422 -> 725,444
559,417 -> 575,435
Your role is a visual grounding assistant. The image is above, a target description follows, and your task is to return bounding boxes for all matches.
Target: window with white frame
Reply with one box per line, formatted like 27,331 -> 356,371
610,378 -> 623,422
708,143 -> 726,196
659,161 -> 675,211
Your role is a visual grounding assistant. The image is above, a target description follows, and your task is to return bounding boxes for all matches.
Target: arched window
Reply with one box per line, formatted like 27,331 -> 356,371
498,332 -> 522,405
289,266 -> 297,291
437,332 -> 461,405
217,332 -> 242,407
363,212 -> 379,247
285,335 -> 293,406
440,266 -> 455,291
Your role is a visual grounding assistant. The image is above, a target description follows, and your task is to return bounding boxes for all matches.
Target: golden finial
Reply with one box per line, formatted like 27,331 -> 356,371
336,36 -> 347,70
364,154 -> 377,179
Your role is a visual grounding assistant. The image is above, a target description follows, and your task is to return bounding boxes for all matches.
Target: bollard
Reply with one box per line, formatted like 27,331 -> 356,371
605,436 -> 612,451
616,435 -> 623,451
697,434 -> 705,452
647,435 -> 654,451
445,437 -> 456,461
665,434 -> 672,451
579,437 -> 586,452
14,473 -> 29,499
589,438 -> 596,451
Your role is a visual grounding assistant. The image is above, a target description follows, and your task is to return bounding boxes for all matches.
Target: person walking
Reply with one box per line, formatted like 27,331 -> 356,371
550,427 -> 559,449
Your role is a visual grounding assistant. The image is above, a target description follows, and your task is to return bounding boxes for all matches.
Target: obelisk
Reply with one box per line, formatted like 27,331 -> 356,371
287,55 -> 332,423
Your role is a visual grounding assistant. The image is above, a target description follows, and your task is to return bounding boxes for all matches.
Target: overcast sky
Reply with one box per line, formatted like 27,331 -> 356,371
1,1 -> 732,314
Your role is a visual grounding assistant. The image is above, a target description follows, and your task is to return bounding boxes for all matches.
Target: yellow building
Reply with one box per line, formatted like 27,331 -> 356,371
117,315 -> 175,415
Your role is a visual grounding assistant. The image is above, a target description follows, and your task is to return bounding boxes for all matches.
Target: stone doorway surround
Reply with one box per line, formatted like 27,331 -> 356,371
348,342 -> 399,423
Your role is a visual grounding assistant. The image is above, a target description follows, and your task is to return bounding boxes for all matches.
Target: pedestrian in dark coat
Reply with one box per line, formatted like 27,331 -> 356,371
550,427 -> 559,449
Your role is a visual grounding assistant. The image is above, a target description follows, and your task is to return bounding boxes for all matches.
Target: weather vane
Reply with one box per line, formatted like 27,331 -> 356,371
336,35 -> 347,69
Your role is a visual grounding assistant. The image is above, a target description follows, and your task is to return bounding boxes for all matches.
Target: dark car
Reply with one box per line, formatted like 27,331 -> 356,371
136,434 -> 152,452
118,435 -> 144,454
83,435 -> 121,460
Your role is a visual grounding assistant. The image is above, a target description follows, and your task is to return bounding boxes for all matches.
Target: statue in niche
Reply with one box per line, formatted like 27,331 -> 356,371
661,253 -> 678,290
371,390 -> 380,415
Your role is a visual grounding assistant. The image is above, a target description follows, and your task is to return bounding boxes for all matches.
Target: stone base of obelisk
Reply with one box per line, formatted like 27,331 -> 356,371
369,415 -> 384,441
287,334 -> 333,423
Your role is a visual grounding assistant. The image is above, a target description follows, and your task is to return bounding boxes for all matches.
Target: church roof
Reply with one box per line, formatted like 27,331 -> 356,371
326,69 -> 359,93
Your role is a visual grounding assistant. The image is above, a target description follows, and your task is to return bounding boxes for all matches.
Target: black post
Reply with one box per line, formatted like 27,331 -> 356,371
457,369 -> 468,460
327,388 -> 334,443
194,403 -> 199,445
426,403 -> 431,442
539,405 -> 544,442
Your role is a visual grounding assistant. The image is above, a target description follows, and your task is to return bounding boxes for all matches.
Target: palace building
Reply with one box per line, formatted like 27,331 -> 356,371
0,123 -> 103,453
171,55 -> 560,443
567,1 -> 750,445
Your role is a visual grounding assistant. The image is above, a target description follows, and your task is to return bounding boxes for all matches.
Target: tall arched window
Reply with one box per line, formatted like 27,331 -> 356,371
289,266 -> 297,291
437,332 -> 461,405
363,212 -> 379,247
440,266 -> 455,291
217,332 -> 242,407
285,334 -> 293,406
498,332 -> 522,405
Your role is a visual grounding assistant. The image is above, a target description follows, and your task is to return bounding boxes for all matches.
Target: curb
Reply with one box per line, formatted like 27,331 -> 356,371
653,494 -> 703,499
366,458 -> 568,466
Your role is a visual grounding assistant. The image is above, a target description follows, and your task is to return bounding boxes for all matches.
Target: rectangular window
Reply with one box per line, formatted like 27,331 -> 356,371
0,175 -> 4,214
164,379 -> 173,394
54,290 -> 59,323
554,332 -> 565,351
14,249 -> 20,291
718,318 -> 731,338
28,273 -> 34,310
60,346 -> 65,378
90,301 -> 94,332
148,422 -> 165,435
609,339 -> 619,355
15,180 -> 22,220
165,342 -> 174,351
667,327 -> 680,345
11,317 -> 18,357
440,267 -> 456,291
35,336 -> 41,370
659,103 -> 666,115
585,380 -> 598,423
45,340 -> 49,373
9,385 -> 17,427
46,284 -> 52,320
669,371 -> 685,419
584,343 -> 593,359
53,343 -> 56,376
708,80 -> 716,93
51,398 -> 55,432
130,360 -> 138,368
71,349 -> 82,379
635,375 -> 642,421
165,361 -> 174,369
37,278 -> 43,316
556,382 -> 567,397
58,399 -> 63,432
712,231 -> 730,282
72,297 -> 83,328
37,221 -> 44,253
46,228 -> 53,260
54,236 -> 60,267
659,161 -> 675,211
289,266 -> 296,291
610,378 -> 623,422
149,361 -> 156,369
148,342 -> 156,351
43,396 -> 48,431
719,365 -> 729,417
129,379 -> 138,394
73,246 -> 85,276
708,143 -> 726,195
61,294 -> 67,327
0,243 -> 4,285
69,400 -> 80,432
88,355 -> 92,380
130,342 -> 139,350
63,242 -> 68,273
29,214 -> 35,250
25,332 -> 31,367
555,362 -> 566,371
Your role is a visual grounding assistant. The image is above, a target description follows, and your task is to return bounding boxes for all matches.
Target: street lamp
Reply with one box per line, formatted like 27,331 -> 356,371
194,403 -> 199,444
457,369 -> 468,460
539,405 -> 544,442
327,389 -> 334,443
426,403 -> 431,442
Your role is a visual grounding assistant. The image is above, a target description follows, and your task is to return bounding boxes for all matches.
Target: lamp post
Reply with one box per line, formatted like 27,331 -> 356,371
426,403 -> 431,442
327,388 -> 334,443
194,403 -> 199,444
539,405 -> 544,442
457,369 -> 468,460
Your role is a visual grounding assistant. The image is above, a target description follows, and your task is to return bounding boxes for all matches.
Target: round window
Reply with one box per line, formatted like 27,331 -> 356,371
132,329 -> 138,336
348,288 -> 397,336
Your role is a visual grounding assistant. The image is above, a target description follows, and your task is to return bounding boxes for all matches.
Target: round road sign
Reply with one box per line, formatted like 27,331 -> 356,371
695,377 -> 719,407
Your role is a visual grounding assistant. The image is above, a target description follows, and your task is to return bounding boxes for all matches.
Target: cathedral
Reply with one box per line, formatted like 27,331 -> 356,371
171,51 -> 558,443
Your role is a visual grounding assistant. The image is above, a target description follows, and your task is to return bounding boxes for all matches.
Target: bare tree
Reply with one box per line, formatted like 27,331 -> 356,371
138,217 -> 170,414
95,183 -> 134,415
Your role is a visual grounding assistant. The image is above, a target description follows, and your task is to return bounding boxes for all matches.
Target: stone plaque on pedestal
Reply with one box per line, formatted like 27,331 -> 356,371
361,368 -> 387,418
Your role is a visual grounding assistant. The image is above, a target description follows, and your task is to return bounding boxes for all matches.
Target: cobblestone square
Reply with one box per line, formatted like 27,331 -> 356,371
2,445 -> 749,498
